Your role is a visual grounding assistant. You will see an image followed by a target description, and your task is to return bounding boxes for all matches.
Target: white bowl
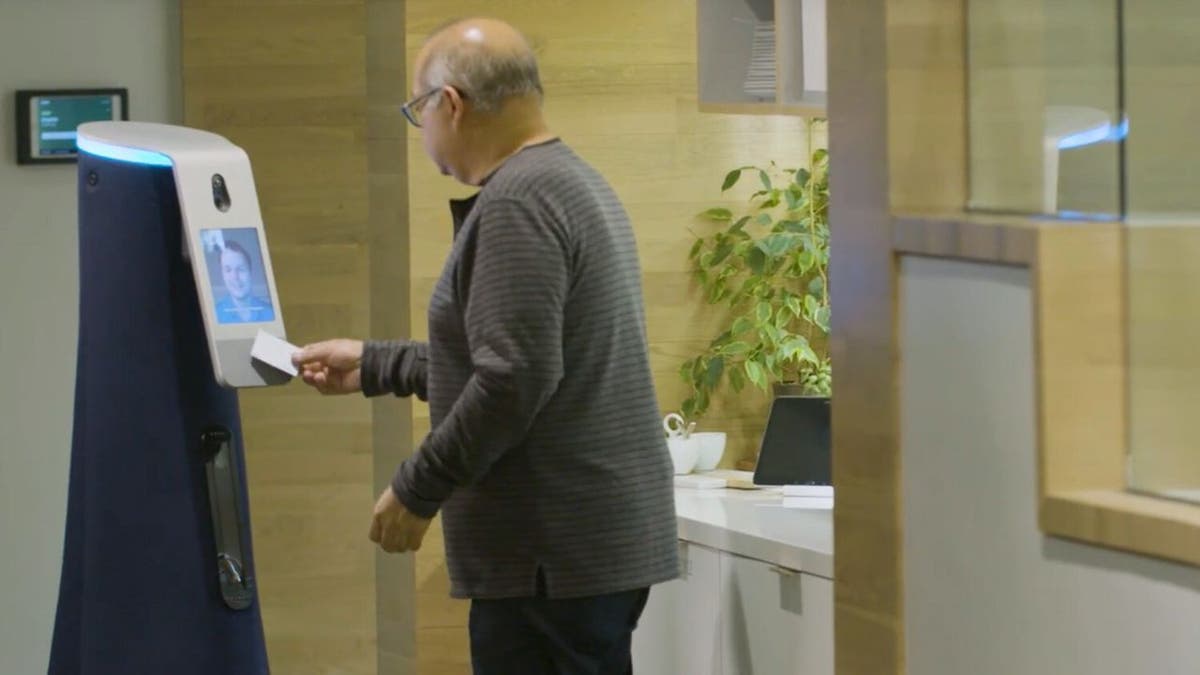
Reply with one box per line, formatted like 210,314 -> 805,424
666,436 -> 699,475
691,432 -> 727,472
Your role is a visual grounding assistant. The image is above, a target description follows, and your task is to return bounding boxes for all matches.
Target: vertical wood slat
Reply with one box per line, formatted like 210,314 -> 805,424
182,3 -> 391,673
828,0 -> 904,671
830,0 -> 967,673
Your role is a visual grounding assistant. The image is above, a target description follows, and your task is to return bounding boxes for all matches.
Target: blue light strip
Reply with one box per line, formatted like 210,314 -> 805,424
76,136 -> 173,167
1057,117 -> 1130,150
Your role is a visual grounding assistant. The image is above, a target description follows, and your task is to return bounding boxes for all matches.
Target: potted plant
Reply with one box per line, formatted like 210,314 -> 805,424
678,120 -> 830,422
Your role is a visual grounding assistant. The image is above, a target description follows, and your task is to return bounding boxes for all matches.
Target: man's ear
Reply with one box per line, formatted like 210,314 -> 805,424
444,85 -> 467,127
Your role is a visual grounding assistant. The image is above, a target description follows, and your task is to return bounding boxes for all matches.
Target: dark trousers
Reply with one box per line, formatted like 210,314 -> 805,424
469,586 -> 651,675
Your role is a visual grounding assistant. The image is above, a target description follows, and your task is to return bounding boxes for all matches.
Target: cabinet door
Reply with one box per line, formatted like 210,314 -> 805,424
632,541 -> 723,675
720,553 -> 834,675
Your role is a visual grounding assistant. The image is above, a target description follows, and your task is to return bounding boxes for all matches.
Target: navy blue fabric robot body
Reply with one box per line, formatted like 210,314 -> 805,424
49,153 -> 269,674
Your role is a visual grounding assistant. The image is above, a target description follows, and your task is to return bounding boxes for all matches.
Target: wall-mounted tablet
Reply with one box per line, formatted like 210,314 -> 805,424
16,88 -> 128,165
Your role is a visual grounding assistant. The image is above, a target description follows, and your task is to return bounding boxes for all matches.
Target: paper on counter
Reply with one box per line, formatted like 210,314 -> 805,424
780,496 -> 834,510
250,329 -> 299,377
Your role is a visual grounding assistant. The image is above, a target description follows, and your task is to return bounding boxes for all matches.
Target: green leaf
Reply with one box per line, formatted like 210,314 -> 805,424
746,247 -> 767,275
805,294 -> 820,316
744,359 -> 767,390
722,341 -> 752,355
797,341 -> 819,364
710,242 -> 734,266
681,397 -> 696,420
731,316 -> 754,336
787,295 -> 803,317
678,359 -> 693,382
707,281 -> 725,304
705,356 -> 725,388
757,233 -> 802,258
756,301 -> 772,324
731,216 -> 751,233
731,276 -> 758,305
778,219 -> 806,233
814,306 -> 831,332
760,322 -> 783,343
797,249 -> 815,271
756,212 -> 773,227
795,168 -> 812,186
808,276 -> 825,296
708,330 -> 733,348
688,238 -> 704,260
702,207 -> 733,221
722,169 -> 742,192
812,149 -> 828,164
782,335 -> 808,357
775,306 -> 791,328
758,170 -> 772,190
729,364 -> 746,392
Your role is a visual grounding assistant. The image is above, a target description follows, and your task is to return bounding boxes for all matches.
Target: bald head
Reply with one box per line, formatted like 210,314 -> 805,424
416,18 -> 543,113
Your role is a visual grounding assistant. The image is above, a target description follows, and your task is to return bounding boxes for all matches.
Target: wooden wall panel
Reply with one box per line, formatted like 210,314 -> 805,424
1125,3 -> 1200,215
831,0 -> 966,673
1035,225 -> 1126,499
1127,226 -> 1200,492
402,2 -> 820,672
828,0 -> 901,672
964,0 -> 1047,213
183,2 -> 395,673
366,1 -> 416,673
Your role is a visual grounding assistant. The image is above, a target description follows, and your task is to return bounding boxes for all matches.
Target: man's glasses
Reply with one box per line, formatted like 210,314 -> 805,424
401,86 -> 467,128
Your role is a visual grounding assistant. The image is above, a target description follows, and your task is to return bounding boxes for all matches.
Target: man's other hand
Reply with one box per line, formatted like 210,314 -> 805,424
368,486 -> 432,554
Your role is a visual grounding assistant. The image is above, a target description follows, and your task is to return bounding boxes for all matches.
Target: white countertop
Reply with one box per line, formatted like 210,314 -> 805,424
672,472 -> 834,579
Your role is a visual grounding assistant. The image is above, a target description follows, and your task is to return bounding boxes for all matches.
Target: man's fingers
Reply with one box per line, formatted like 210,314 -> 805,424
368,515 -> 383,544
406,530 -> 425,552
381,524 -> 403,553
299,368 -> 338,395
292,341 -> 332,367
294,339 -> 361,370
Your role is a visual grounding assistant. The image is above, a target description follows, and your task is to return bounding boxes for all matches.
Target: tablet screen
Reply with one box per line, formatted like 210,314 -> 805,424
200,228 -> 276,325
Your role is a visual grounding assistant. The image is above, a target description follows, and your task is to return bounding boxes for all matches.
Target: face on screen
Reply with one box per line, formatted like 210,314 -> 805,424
201,228 -> 276,325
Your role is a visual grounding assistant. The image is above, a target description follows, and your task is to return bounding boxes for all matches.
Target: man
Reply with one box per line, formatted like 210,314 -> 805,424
214,240 -> 274,324
291,17 -> 679,675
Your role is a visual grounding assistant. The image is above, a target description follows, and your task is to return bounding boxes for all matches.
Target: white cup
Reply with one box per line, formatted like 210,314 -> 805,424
666,436 -> 699,475
691,432 -> 727,472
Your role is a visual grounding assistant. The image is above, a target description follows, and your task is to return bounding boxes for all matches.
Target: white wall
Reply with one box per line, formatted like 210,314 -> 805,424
900,256 -> 1200,675
0,3 -> 180,672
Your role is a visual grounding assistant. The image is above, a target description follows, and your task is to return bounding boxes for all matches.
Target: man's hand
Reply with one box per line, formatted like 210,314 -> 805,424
292,339 -> 364,395
368,486 -> 432,554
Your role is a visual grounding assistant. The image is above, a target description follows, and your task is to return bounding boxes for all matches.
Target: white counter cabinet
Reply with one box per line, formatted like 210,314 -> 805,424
632,483 -> 834,674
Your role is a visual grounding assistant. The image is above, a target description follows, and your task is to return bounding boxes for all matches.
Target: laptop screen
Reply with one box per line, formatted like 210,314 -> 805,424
752,396 -> 831,486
